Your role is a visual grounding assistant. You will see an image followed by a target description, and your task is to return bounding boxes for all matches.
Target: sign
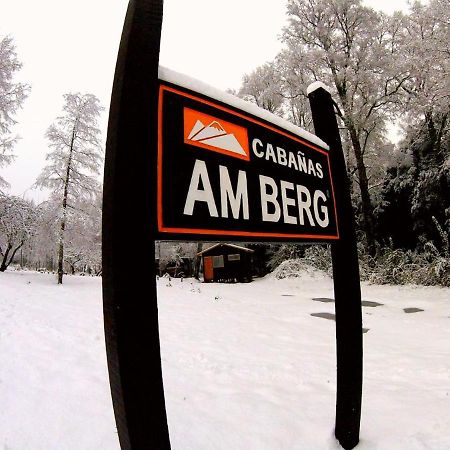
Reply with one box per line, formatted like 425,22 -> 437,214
102,2 -> 362,449
157,77 -> 339,241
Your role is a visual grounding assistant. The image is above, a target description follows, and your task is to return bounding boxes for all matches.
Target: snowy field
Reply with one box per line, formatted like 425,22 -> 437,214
0,269 -> 449,449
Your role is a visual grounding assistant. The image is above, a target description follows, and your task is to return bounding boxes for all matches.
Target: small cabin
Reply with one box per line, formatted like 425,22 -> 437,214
197,243 -> 254,283
156,257 -> 193,278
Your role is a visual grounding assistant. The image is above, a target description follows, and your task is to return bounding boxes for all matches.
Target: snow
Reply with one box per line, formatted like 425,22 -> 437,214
1,269 -> 450,449
159,66 -> 330,151
0,270 -> 118,450
307,81 -> 332,96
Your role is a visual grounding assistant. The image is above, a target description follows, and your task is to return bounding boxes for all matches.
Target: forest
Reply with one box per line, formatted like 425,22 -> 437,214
0,0 -> 449,285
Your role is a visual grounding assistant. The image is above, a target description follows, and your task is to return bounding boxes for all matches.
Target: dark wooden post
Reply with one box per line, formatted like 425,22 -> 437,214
308,84 -> 363,450
102,0 -> 171,448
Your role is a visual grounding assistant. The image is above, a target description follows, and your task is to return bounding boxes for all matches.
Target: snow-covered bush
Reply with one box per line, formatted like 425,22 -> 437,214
271,259 -> 308,279
270,242 -> 450,287
270,245 -> 332,279
366,243 -> 450,286
302,245 -> 332,274
271,257 -> 330,279
268,244 -> 332,272
268,244 -> 304,270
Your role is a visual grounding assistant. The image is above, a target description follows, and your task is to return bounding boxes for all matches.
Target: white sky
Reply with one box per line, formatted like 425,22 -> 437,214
1,0 -> 412,200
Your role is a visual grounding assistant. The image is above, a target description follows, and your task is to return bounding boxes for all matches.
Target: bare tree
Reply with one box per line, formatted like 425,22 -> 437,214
26,197 -> 59,271
281,0 -> 410,255
0,36 -> 29,188
401,0 -> 450,156
0,194 -> 37,271
238,62 -> 285,114
63,193 -> 102,275
36,93 -> 103,284
238,54 -> 314,130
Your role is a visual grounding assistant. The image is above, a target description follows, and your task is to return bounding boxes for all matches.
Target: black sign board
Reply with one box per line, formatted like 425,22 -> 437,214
157,79 -> 339,241
102,1 -> 363,450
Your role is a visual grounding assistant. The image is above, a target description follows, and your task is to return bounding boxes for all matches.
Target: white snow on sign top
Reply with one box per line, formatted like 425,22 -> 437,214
306,81 -> 332,96
159,66 -> 330,151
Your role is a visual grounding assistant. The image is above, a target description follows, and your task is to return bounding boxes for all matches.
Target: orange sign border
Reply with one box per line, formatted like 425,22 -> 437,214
157,83 -> 340,241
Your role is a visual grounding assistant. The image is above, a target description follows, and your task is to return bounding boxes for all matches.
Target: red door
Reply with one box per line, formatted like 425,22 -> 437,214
203,256 -> 213,282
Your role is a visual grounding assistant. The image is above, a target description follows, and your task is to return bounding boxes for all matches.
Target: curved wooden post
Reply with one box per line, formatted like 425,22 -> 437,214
308,83 -> 363,450
102,0 -> 171,448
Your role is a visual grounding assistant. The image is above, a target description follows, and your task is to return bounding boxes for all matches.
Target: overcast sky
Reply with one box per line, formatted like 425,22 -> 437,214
1,0 -> 412,200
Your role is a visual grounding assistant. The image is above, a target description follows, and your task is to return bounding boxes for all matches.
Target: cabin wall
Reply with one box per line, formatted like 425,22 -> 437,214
201,247 -> 253,282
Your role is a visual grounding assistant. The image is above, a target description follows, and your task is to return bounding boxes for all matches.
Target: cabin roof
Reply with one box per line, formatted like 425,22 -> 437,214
197,243 -> 255,256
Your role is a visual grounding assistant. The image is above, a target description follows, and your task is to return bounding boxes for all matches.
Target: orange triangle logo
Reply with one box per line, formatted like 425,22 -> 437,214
184,108 -> 250,161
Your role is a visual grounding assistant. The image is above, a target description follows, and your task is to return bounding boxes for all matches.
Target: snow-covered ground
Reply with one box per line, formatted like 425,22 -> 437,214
0,269 -> 449,449
0,271 -> 118,450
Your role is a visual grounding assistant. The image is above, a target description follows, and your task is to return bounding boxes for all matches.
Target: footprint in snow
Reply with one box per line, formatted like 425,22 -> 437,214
312,297 -> 334,303
310,312 -> 370,333
311,312 -> 335,321
362,300 -> 383,307
311,297 -> 383,307
403,307 -> 424,313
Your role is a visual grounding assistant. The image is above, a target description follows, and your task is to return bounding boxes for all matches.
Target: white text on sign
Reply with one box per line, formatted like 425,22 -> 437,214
183,159 -> 330,228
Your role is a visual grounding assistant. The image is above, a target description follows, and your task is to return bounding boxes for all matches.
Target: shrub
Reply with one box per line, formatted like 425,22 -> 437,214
270,242 -> 450,287
302,245 -> 332,274
271,258 -> 328,279
366,243 -> 450,286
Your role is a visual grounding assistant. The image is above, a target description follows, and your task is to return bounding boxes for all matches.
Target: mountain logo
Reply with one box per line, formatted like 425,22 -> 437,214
184,108 -> 250,160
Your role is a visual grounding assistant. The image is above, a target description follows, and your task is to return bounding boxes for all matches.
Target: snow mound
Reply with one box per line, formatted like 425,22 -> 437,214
271,258 -> 330,280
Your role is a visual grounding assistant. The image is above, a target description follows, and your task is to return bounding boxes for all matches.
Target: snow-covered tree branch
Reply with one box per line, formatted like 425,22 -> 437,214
35,93 -> 104,284
0,35 -> 30,188
0,194 -> 37,271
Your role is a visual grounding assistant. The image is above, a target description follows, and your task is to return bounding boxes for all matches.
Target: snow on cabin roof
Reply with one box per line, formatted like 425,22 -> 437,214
197,243 -> 255,256
158,66 -> 329,151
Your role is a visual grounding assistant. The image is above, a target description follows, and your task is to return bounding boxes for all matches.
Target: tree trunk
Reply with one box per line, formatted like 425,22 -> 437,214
332,75 -> 377,257
194,242 -> 203,279
347,124 -> 377,257
0,244 -> 12,272
57,191 -> 68,284
57,221 -> 65,284
57,126 -> 76,284
434,112 -> 448,160
5,242 -> 24,271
